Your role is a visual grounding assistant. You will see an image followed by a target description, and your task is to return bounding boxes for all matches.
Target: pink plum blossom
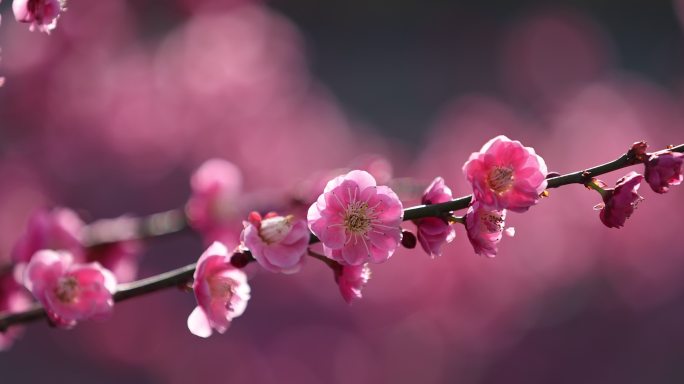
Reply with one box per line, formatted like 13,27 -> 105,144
335,263 -> 371,304
465,200 -> 510,257
307,170 -> 403,266
0,274 -> 32,350
12,208 -> 85,266
187,242 -> 250,338
23,250 -> 117,328
599,172 -> 644,228
186,159 -> 243,246
463,135 -> 548,212
241,211 -> 309,274
644,151 -> 683,194
12,0 -> 64,34
413,177 -> 456,257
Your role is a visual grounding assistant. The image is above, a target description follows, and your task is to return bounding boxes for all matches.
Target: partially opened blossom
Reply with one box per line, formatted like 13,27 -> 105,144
241,212 -> 309,274
187,242 -> 250,338
413,177 -> 456,257
335,263 -> 371,304
12,208 -> 85,266
308,170 -> 403,266
13,0 -> 65,34
186,159 -> 243,246
644,151 -> 683,194
0,274 -> 32,350
23,250 -> 117,328
463,135 -> 548,212
598,172 -> 644,228
465,201 -> 509,257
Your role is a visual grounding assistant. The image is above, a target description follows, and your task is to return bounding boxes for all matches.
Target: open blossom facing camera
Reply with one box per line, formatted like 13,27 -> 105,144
598,172 -> 644,228
307,170 -> 403,266
644,151 -> 683,194
241,212 -> 309,274
186,159 -> 243,245
465,201 -> 512,257
187,242 -> 250,338
413,177 -> 456,257
463,135 -> 548,212
23,250 -> 117,328
335,263 -> 371,304
12,0 -> 65,34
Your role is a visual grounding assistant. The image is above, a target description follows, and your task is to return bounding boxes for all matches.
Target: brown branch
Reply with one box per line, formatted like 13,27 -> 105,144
1,142 -> 682,332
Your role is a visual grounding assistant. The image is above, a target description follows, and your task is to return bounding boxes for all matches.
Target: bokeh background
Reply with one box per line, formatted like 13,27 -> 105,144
1,0 -> 684,382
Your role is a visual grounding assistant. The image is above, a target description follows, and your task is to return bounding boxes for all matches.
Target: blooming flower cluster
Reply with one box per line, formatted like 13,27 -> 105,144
0,137 -> 682,347
591,146 -> 683,229
459,135 -> 546,256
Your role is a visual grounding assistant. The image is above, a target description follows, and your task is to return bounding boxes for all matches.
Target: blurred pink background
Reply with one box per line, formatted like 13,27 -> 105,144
1,0 -> 684,383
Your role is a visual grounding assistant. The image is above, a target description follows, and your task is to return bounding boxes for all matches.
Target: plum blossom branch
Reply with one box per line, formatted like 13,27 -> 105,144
1,142 -> 682,332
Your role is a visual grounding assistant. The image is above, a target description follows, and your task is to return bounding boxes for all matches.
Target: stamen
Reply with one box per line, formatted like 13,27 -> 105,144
487,166 -> 515,194
54,276 -> 79,303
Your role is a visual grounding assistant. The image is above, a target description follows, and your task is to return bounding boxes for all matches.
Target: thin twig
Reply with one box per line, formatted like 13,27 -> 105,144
1,143 -> 682,331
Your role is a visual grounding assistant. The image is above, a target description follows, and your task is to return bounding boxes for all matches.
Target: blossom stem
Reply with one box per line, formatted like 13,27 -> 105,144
1,143 -> 682,331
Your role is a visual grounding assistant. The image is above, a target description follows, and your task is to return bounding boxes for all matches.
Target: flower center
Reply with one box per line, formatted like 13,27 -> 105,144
487,166 -> 514,194
480,211 -> 505,233
209,276 -> 235,302
344,201 -> 373,234
259,215 -> 293,244
54,276 -> 79,303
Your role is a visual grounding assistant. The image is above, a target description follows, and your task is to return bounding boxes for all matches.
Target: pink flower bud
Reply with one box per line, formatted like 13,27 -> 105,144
465,201 -> 508,257
307,170 -> 403,266
335,263 -> 371,304
23,250 -> 117,328
412,177 -> 456,257
599,172 -> 644,228
644,151 -> 683,194
241,212 -> 309,274
463,135 -> 548,212
12,0 -> 64,34
187,242 -> 250,338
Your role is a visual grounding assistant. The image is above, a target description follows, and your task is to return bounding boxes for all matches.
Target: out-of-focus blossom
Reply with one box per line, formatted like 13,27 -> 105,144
12,0 -> 64,34
23,250 -> 116,328
186,159 -> 243,246
335,263 -> 371,304
598,172 -> 644,228
463,135 -> 548,212
241,211 -> 309,274
187,242 -> 250,338
644,151 -> 683,194
13,208 -> 145,283
85,240 -> 143,283
0,274 -> 32,350
307,170 -> 403,266
464,201 -> 508,257
412,177 -> 456,257
12,208 -> 85,266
